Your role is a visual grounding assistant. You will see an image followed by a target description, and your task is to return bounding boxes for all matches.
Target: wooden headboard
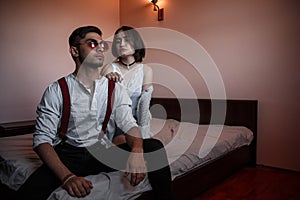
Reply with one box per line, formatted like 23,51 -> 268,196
150,98 -> 257,134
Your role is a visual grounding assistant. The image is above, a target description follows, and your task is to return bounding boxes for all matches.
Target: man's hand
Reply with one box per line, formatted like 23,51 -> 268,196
124,148 -> 147,186
62,175 -> 93,197
35,143 -> 93,198
106,72 -> 123,82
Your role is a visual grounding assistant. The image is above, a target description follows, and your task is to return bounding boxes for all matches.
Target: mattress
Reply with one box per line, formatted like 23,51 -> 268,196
0,118 -> 253,199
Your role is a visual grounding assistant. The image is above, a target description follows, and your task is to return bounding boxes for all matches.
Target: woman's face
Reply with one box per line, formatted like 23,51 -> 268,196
114,31 -> 135,58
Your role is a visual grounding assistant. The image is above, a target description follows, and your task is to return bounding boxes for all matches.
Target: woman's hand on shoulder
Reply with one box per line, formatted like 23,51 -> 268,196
101,63 -> 123,82
106,72 -> 123,82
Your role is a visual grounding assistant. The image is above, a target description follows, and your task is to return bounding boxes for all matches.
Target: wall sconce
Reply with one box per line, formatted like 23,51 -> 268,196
149,0 -> 164,21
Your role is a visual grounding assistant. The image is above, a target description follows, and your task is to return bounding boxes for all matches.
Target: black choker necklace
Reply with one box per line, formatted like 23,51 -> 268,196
119,60 -> 136,69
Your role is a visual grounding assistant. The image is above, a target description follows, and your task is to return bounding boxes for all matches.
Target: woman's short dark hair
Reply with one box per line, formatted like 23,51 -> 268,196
111,26 -> 145,62
69,26 -> 102,47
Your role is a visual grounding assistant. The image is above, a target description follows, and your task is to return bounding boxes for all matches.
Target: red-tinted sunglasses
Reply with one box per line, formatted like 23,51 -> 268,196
81,39 -> 109,52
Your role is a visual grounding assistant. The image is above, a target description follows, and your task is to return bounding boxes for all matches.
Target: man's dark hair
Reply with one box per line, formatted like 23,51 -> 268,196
69,26 -> 102,47
112,26 -> 145,62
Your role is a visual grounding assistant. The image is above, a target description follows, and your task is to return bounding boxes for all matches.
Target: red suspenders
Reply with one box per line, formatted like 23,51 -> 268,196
57,78 -> 70,141
102,80 -> 115,134
57,77 -> 115,141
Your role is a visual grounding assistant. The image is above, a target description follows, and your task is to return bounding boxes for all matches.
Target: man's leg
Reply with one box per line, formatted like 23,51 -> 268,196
17,164 -> 61,200
17,143 -> 105,199
143,138 -> 173,200
89,140 -> 173,199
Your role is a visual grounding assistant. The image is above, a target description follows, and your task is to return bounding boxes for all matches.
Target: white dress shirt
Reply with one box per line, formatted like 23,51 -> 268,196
33,74 -> 137,148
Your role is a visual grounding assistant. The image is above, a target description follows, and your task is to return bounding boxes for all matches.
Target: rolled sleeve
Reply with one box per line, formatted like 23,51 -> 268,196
33,82 -> 62,148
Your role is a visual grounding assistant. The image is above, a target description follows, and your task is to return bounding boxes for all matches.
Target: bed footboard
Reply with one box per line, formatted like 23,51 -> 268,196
0,120 -> 35,137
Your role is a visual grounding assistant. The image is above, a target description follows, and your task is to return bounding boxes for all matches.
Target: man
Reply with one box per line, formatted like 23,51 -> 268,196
17,26 -> 172,199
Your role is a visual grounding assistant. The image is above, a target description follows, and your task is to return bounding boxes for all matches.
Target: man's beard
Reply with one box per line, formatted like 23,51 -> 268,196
79,54 -> 104,68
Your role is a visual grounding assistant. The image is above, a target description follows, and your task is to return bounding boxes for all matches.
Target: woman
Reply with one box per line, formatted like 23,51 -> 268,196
101,26 -> 153,145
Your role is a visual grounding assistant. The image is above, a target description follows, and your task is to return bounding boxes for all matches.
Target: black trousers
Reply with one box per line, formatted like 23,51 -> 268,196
17,138 -> 172,200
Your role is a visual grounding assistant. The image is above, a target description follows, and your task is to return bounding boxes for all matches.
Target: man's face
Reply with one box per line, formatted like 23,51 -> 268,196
77,32 -> 107,68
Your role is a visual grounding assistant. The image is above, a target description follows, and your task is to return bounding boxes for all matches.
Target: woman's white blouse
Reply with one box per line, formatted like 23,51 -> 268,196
111,63 -> 143,116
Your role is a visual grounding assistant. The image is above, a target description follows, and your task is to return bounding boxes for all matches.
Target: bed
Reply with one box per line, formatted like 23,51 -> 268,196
0,98 -> 258,200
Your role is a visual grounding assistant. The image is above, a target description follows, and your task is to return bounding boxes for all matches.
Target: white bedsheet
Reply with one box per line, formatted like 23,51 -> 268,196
0,134 -> 41,190
151,119 -> 253,178
0,118 -> 253,199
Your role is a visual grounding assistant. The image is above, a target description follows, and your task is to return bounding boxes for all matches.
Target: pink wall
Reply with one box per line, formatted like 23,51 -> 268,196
120,0 -> 300,171
0,0 -> 119,122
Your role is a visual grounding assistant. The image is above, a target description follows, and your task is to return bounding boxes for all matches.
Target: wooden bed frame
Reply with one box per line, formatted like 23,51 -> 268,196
0,98 -> 258,200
